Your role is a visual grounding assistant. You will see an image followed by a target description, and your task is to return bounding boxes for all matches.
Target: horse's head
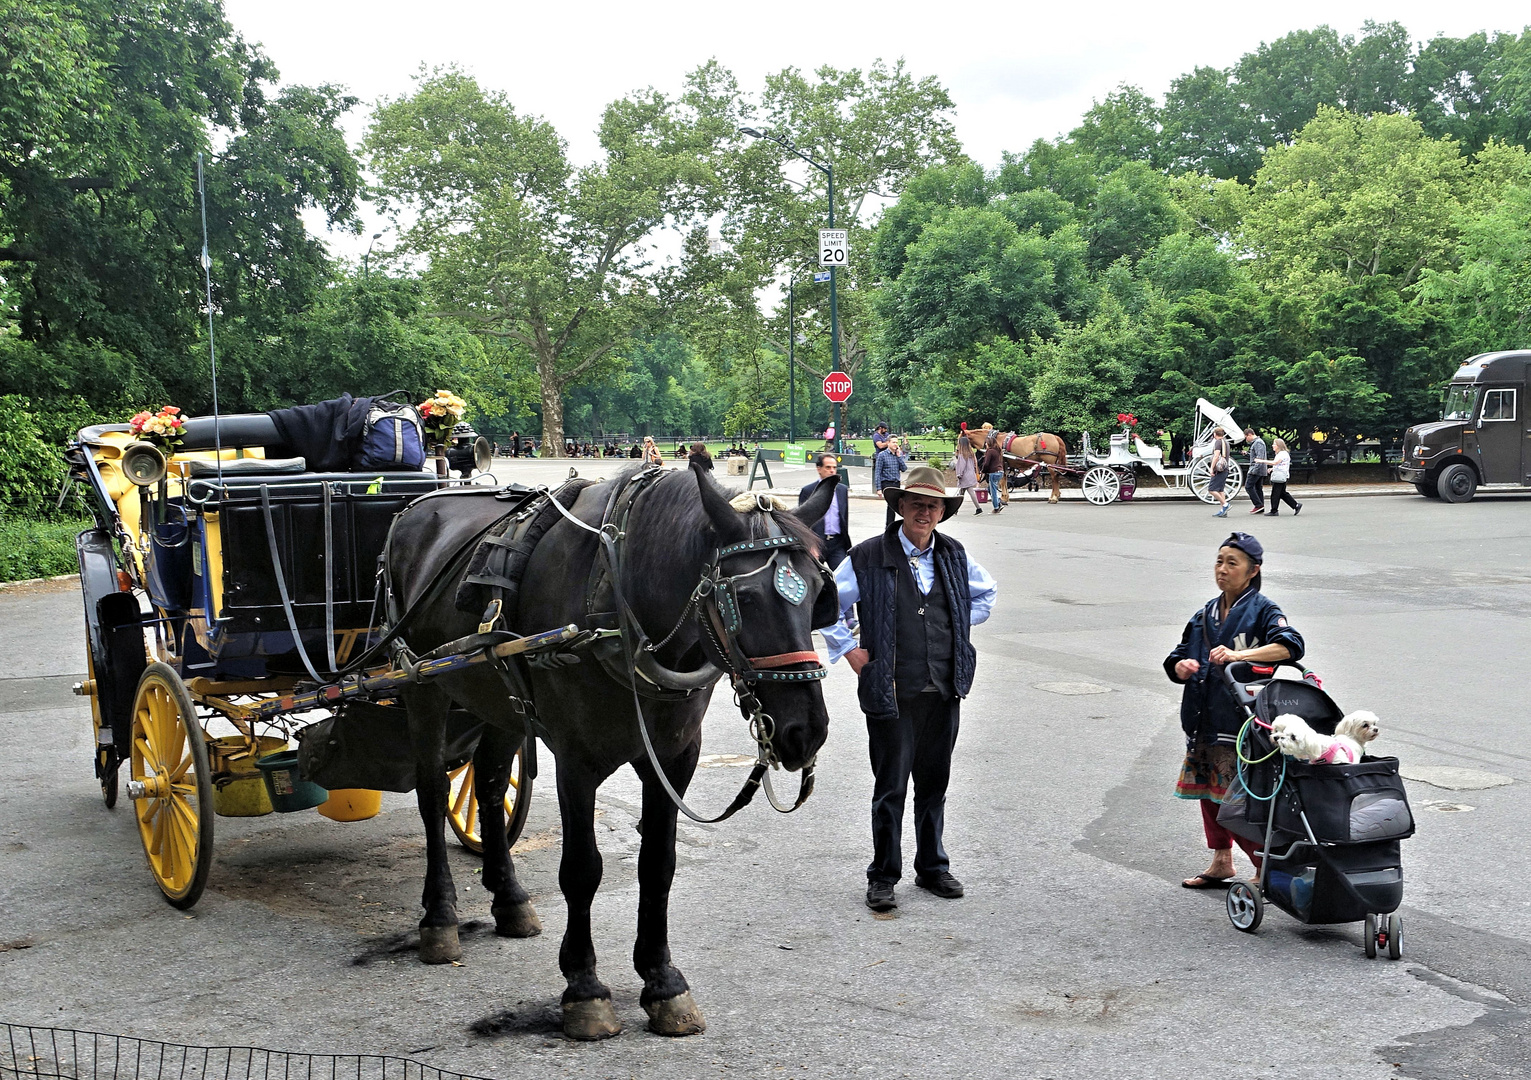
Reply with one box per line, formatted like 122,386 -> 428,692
692,463 -> 836,772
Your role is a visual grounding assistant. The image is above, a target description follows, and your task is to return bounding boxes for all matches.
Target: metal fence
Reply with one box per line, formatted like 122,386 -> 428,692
0,1026 -> 494,1080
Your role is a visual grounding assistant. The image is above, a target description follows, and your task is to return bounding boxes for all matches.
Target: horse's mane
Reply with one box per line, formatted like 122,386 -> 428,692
622,464 -> 822,563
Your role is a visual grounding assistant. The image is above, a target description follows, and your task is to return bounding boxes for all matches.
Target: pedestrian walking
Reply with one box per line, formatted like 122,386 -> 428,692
799,452 -> 852,568
642,436 -> 663,466
821,466 -> 999,912
1164,533 -> 1304,889
1243,428 -> 1267,514
875,436 -> 909,529
953,436 -> 982,515
1265,438 -> 1303,516
980,433 -> 1005,513
687,441 -> 713,472
872,422 -> 891,456
1207,426 -> 1231,517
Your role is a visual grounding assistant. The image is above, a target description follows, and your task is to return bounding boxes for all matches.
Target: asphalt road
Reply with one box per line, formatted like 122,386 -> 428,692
3,464 -> 1529,1080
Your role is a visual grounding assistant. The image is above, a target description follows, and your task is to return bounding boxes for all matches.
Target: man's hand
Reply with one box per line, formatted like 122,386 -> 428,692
845,648 -> 870,675
1174,658 -> 1201,680
1208,646 -> 1241,666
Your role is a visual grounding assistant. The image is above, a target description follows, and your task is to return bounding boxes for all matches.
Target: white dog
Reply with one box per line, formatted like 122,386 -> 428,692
1271,710 -> 1381,765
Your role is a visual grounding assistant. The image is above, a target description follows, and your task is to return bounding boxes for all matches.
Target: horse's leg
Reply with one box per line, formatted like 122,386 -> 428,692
632,746 -> 706,1036
474,724 -> 541,938
556,758 -> 621,1040
403,683 -> 461,964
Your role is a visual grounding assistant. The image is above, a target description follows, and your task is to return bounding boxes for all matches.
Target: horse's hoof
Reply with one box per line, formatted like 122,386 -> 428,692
418,925 -> 461,965
644,992 -> 706,1036
492,901 -> 543,938
562,998 -> 622,1041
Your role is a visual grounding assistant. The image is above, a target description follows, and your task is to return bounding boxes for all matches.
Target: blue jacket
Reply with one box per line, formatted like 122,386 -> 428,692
848,524 -> 976,719
1164,588 -> 1304,744
873,448 -> 907,490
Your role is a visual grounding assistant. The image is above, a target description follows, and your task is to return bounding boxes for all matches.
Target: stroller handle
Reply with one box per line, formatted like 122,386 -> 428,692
1221,659 -> 1307,710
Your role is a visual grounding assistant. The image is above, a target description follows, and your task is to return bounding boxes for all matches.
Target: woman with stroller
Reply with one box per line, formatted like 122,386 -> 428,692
1165,533 -> 1305,889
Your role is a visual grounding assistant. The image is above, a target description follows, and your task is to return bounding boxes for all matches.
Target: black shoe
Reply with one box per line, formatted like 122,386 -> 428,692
1294,502 -> 1303,516
974,507 -> 983,515
866,880 -> 897,911
914,871 -> 964,899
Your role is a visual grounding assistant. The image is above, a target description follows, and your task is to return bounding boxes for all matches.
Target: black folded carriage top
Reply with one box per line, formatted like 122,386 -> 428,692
174,394 -> 389,473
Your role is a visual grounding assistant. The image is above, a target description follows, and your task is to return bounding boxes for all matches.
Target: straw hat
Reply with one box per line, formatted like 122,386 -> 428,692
881,465 -> 964,522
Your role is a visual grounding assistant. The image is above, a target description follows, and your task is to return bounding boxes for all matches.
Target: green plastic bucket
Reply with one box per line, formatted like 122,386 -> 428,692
256,750 -> 328,813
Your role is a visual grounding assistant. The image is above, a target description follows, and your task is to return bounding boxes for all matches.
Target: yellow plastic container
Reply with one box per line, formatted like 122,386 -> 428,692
209,736 -> 289,817
317,788 -> 382,822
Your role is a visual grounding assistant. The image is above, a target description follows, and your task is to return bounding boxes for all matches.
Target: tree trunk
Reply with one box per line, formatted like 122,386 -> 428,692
539,356 -> 566,457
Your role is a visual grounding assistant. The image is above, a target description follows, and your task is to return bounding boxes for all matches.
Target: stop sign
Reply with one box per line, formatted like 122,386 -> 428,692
823,372 -> 853,403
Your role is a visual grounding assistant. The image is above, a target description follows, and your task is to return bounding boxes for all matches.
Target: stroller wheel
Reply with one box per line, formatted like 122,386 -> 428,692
1226,881 -> 1264,933
1387,914 -> 1403,960
1365,913 -> 1379,958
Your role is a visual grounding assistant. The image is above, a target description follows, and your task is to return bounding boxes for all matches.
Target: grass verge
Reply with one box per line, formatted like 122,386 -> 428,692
0,515 -> 90,583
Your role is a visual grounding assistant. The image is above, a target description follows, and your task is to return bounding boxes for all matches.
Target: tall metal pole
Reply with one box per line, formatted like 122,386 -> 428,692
788,275 -> 796,445
827,163 -> 841,455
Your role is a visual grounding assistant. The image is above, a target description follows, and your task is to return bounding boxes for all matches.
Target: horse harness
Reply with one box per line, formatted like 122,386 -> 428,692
393,465 -> 835,824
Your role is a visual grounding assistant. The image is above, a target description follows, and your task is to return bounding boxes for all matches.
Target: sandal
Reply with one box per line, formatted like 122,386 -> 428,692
1181,873 -> 1235,890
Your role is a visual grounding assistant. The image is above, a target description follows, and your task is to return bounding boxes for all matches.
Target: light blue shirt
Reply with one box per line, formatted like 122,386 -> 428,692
819,529 -> 998,662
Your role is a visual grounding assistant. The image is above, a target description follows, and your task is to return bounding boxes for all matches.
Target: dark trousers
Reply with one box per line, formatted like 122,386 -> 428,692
1269,481 -> 1299,512
1246,474 -> 1265,510
821,533 -> 851,569
882,483 -> 902,529
867,693 -> 960,884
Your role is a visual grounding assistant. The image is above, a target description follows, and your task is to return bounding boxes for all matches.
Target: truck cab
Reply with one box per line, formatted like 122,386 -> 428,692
1399,351 -> 1530,502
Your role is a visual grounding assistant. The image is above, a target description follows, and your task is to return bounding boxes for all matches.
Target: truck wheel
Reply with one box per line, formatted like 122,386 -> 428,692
1414,482 -> 1439,499
1436,462 -> 1477,503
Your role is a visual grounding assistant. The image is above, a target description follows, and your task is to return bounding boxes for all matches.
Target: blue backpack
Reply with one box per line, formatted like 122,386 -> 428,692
356,399 -> 426,471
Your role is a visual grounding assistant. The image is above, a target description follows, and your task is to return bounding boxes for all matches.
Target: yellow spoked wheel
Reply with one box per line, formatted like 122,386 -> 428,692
129,662 -> 214,908
446,740 -> 533,855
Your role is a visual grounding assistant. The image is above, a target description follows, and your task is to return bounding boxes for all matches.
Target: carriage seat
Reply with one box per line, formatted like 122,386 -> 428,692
1133,436 -> 1164,464
187,457 -> 306,478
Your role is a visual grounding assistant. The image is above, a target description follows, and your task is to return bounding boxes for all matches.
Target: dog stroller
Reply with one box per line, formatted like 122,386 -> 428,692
1216,662 -> 1415,957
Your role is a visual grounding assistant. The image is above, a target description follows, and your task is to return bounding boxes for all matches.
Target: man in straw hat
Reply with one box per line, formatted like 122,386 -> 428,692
821,466 -> 998,912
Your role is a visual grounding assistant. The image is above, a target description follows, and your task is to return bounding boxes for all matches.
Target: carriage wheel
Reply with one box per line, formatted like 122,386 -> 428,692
1114,467 -> 1137,502
1081,466 -> 1121,505
1364,913 -> 1379,958
1387,913 -> 1403,960
128,663 -> 214,909
447,740 -> 533,854
1226,881 -> 1264,933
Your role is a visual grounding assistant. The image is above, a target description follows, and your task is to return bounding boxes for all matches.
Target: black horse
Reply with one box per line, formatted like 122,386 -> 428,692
385,462 -> 837,1039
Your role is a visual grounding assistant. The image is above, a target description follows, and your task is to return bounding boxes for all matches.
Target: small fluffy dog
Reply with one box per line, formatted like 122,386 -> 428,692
1271,710 -> 1381,765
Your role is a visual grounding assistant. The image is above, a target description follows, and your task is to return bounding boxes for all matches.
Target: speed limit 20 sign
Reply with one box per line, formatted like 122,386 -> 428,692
818,229 -> 848,268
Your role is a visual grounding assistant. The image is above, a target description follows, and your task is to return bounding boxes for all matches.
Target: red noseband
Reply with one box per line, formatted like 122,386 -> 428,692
747,650 -> 821,668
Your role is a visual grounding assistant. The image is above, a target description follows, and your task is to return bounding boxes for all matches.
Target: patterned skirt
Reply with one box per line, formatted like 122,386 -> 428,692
1174,740 -> 1237,803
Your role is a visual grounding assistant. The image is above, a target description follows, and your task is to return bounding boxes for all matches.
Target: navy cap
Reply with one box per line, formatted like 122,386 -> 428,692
1221,532 -> 1264,564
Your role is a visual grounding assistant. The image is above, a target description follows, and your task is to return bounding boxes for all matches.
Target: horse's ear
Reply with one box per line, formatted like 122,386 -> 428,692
693,460 -> 749,543
791,474 -> 838,528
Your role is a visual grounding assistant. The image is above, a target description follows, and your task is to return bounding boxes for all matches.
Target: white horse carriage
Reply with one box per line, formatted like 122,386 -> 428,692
1078,398 -> 1246,505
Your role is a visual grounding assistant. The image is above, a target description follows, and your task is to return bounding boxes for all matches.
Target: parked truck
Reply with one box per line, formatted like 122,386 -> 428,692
1398,350 -> 1530,502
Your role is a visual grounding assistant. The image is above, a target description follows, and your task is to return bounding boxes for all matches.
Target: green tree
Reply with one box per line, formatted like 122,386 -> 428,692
0,0 -> 361,416
367,69 -> 720,455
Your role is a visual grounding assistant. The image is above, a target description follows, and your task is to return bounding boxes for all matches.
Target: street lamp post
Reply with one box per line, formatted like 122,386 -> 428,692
788,273 -> 796,445
363,231 -> 383,278
740,128 -> 841,452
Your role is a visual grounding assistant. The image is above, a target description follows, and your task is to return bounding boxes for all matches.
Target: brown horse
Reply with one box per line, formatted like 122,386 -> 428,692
973,427 -> 1070,504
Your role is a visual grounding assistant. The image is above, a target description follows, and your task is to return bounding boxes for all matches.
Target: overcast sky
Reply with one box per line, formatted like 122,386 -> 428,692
223,0 -> 1531,259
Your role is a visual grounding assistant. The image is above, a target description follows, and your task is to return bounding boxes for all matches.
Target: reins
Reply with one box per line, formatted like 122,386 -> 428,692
543,465 -> 823,822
